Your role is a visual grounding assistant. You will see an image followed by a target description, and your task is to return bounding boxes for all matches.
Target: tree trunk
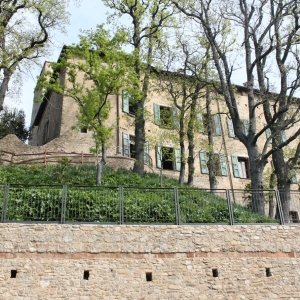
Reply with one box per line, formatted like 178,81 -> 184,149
178,110 -> 185,185
248,146 -> 265,215
206,92 -> 217,191
96,141 -> 107,185
187,84 -> 200,186
0,68 -> 12,111
272,145 -> 290,223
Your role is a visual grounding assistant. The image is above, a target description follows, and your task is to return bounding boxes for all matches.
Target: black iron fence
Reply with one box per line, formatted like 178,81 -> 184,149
0,184 -> 299,225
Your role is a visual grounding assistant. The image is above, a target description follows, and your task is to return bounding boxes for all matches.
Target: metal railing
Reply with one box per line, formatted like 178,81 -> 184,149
1,184 -> 299,225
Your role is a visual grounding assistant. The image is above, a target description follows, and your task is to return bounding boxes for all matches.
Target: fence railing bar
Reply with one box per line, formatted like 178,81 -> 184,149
119,187 -> 124,225
174,187 -> 180,225
226,189 -> 234,225
1,183 -> 9,223
61,185 -> 67,224
275,190 -> 285,225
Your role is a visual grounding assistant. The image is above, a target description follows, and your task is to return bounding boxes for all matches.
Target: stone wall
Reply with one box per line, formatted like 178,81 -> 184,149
1,224 -> 300,299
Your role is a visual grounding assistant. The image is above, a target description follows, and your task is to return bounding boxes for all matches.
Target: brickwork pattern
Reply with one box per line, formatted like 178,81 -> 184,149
0,224 -> 300,299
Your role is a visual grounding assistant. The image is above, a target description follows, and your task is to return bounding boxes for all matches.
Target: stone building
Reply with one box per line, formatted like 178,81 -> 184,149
29,52 -> 299,191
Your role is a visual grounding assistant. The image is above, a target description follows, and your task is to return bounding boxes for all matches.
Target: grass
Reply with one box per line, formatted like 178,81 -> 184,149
0,163 -> 278,224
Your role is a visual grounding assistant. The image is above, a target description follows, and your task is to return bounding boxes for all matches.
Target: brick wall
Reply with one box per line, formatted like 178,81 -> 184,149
1,224 -> 300,299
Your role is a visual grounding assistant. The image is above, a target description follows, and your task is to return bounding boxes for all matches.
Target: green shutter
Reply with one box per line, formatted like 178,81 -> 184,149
175,149 -> 181,171
214,114 -> 222,135
122,90 -> 129,113
144,141 -> 149,164
197,113 -> 204,133
282,130 -> 287,142
227,117 -> 235,137
156,146 -> 162,168
290,169 -> 297,184
265,124 -> 272,144
122,132 -> 130,157
231,155 -> 240,178
154,104 -> 160,125
199,151 -> 209,174
219,154 -> 228,176
172,108 -> 179,129
243,120 -> 249,136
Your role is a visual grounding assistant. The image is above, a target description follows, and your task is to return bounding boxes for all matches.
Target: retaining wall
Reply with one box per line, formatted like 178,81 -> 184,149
0,224 -> 300,299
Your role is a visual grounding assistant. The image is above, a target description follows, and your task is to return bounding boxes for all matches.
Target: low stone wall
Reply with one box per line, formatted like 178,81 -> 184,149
0,224 -> 300,299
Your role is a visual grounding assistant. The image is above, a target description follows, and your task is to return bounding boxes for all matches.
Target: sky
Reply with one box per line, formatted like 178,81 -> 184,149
10,0 -> 111,127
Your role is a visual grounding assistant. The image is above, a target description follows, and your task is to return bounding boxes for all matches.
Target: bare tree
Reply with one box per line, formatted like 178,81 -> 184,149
0,0 -> 70,110
173,0 -> 300,216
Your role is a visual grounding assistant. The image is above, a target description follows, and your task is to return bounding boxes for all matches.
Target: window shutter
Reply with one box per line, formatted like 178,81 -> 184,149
156,146 -> 162,168
122,132 -> 130,157
199,151 -> 209,174
231,155 -> 240,178
122,90 -> 129,113
290,169 -> 297,184
154,104 -> 160,125
219,154 -> 228,176
227,117 -> 235,137
172,108 -> 179,129
265,124 -> 272,144
282,130 -> 287,142
214,114 -> 222,135
175,149 -> 181,171
197,113 -> 204,133
144,141 -> 149,164
243,120 -> 249,136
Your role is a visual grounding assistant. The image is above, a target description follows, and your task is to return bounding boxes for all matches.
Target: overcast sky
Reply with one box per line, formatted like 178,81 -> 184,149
10,0 -> 110,126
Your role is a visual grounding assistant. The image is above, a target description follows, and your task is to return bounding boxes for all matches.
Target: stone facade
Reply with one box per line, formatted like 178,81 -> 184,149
28,55 -> 300,191
1,224 -> 300,299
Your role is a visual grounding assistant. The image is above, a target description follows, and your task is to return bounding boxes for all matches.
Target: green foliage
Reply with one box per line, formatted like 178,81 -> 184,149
0,107 -> 30,141
0,164 -> 278,224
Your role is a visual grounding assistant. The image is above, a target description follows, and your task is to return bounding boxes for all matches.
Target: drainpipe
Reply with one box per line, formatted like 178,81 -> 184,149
116,93 -> 120,155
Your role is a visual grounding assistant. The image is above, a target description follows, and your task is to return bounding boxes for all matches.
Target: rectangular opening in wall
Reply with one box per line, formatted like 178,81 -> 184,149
146,272 -> 152,282
266,268 -> 272,277
83,270 -> 89,280
212,269 -> 218,277
11,270 -> 17,278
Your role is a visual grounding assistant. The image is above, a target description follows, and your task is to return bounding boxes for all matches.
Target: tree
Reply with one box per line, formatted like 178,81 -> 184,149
153,34 -> 205,186
36,25 -> 135,184
174,0 -> 300,217
103,0 -> 176,175
0,0 -> 70,110
0,107 -> 29,141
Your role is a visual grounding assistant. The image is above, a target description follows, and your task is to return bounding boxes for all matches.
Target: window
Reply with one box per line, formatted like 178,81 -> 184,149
80,127 -> 87,133
156,146 -> 181,171
154,104 -> 179,129
289,211 -> 299,223
199,151 -> 228,176
265,124 -> 272,143
290,169 -> 297,184
122,90 -> 136,115
232,156 -> 250,179
282,130 -> 287,142
227,117 -> 235,137
122,132 -> 150,164
197,113 -> 222,135
241,120 -> 249,136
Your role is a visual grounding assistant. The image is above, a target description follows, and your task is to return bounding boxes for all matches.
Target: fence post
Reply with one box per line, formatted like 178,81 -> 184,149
119,187 -> 124,225
1,184 -> 9,223
61,185 -> 67,224
174,188 -> 180,225
275,190 -> 285,225
226,189 -> 234,225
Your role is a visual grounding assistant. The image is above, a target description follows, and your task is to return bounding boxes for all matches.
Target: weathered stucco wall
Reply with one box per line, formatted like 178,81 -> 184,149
1,224 -> 300,299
